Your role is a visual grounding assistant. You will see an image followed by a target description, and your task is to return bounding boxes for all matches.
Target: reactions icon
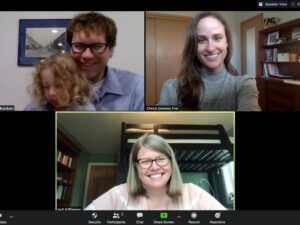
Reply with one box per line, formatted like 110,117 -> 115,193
215,212 -> 221,219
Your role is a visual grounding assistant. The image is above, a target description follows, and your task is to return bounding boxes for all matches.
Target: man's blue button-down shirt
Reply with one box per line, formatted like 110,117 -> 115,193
92,66 -> 144,111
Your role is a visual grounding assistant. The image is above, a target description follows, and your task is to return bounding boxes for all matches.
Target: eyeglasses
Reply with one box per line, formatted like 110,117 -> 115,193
71,42 -> 108,54
136,157 -> 170,169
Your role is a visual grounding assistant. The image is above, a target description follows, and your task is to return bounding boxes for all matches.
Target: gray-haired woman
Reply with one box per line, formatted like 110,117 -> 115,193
86,133 -> 226,210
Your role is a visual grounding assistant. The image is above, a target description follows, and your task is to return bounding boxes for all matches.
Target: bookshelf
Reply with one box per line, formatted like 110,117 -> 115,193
57,130 -> 80,208
257,17 -> 300,111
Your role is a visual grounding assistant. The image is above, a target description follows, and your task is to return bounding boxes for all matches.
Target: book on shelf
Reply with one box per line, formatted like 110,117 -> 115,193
264,49 -> 272,62
57,184 -> 68,200
57,151 -> 73,168
269,74 -> 293,79
63,155 -> 72,168
273,48 -> 277,62
63,155 -> 69,166
277,53 -> 289,62
263,63 -> 269,78
292,28 -> 300,40
283,79 -> 300,85
57,184 -> 63,200
267,64 -> 293,79
68,157 -> 72,168
264,48 -> 285,62
62,185 -> 68,200
57,151 -> 62,162
58,151 -> 64,164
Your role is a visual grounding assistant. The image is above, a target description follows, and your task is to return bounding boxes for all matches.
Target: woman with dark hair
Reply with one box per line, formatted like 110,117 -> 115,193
85,134 -> 226,210
157,11 -> 260,111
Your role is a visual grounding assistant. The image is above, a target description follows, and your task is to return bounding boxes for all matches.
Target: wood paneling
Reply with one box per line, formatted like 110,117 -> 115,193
146,13 -> 193,105
86,165 -> 117,207
146,18 -> 156,105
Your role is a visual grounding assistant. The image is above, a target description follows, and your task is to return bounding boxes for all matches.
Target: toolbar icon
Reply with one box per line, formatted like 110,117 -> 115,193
91,212 -> 98,219
160,212 -> 168,219
137,212 -> 143,218
215,212 -> 221,219
191,212 -> 197,219
113,213 -> 120,219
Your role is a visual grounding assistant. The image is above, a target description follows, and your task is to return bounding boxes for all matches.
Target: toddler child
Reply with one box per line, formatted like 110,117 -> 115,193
25,53 -> 95,111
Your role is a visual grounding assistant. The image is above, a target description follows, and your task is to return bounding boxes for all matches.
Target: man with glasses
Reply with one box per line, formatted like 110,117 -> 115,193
67,12 -> 144,111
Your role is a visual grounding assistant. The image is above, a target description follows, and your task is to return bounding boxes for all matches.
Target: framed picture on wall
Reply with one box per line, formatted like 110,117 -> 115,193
267,31 -> 279,45
18,19 -> 71,66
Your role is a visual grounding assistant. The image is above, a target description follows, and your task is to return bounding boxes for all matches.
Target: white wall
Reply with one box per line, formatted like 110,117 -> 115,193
150,11 -> 300,75
236,11 -> 300,26
0,11 -> 144,110
150,11 -> 242,73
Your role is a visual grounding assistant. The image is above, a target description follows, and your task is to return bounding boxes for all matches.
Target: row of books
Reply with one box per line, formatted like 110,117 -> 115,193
57,184 -> 68,200
57,150 -> 73,168
262,63 -> 293,79
292,28 -> 300,40
264,48 -> 287,62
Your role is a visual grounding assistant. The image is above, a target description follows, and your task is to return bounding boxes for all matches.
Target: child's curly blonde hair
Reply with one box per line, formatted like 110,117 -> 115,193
31,53 -> 91,108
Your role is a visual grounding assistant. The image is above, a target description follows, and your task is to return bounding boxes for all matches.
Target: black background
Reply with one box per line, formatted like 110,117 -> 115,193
0,112 -> 299,210
0,112 -> 55,210
235,112 -> 300,210
1,0 -> 299,211
2,1 -> 259,11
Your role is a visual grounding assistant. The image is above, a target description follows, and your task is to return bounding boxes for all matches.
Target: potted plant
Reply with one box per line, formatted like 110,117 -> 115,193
287,46 -> 298,62
264,17 -> 280,28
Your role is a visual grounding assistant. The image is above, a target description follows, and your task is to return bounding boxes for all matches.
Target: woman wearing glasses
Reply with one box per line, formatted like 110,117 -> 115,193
85,133 -> 226,210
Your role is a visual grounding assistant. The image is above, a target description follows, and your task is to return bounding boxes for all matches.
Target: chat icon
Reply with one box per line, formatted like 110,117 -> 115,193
137,212 -> 143,218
